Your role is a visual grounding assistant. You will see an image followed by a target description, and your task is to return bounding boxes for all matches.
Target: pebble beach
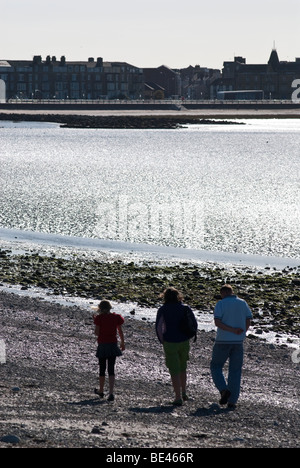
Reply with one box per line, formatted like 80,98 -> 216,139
0,243 -> 299,449
0,289 -> 299,449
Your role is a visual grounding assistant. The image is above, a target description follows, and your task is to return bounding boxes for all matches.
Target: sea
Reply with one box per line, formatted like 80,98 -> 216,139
0,117 -> 299,345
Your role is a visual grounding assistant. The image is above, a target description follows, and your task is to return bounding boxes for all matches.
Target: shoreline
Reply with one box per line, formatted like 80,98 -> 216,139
1,108 -> 300,128
0,232 -> 299,341
1,227 -> 299,269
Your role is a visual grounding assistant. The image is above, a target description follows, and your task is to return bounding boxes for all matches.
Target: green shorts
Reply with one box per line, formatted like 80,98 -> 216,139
163,340 -> 190,375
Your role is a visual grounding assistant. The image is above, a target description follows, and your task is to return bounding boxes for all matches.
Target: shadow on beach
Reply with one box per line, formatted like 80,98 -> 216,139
129,404 -> 176,414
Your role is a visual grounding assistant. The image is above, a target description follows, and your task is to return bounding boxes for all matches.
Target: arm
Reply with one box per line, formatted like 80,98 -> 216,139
93,314 -> 100,338
155,311 -> 166,344
117,325 -> 125,350
246,318 -> 251,331
214,318 -> 244,335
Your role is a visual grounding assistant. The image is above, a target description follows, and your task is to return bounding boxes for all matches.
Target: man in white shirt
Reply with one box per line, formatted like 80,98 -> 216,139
210,284 -> 252,409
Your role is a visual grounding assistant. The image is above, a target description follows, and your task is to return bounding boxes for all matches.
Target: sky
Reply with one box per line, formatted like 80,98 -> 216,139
2,0 -> 300,70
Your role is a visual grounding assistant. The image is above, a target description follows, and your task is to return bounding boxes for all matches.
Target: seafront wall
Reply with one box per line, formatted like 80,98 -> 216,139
1,100 -> 300,112
0,102 -> 181,112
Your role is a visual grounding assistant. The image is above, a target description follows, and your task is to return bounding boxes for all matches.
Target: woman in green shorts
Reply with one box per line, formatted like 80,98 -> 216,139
156,287 -> 197,406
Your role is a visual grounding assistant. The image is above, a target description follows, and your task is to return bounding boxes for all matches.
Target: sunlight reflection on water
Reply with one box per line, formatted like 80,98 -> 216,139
0,119 -> 299,258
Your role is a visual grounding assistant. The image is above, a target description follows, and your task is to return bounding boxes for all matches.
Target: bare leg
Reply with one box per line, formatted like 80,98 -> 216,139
180,370 -> 187,396
171,370 -> 187,402
170,374 -> 181,401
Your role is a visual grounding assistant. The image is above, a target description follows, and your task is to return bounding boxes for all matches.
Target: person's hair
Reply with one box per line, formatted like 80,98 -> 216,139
160,287 -> 183,304
97,300 -> 112,314
220,284 -> 233,296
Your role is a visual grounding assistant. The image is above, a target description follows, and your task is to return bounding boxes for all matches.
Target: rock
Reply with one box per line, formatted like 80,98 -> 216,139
91,426 -> 102,434
11,387 -> 20,393
0,434 -> 20,444
192,433 -> 208,439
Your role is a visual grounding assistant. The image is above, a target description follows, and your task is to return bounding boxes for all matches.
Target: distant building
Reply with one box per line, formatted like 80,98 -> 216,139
211,49 -> 300,100
144,81 -> 166,100
2,50 -> 300,102
179,65 -> 220,99
0,55 -> 144,100
143,64 -> 220,100
212,49 -> 300,100
143,65 -> 181,98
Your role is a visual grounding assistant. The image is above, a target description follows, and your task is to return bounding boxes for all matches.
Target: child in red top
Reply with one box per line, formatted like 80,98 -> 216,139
93,300 -> 125,401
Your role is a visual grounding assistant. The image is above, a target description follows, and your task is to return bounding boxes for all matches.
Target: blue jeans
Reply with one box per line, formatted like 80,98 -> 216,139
210,343 -> 244,404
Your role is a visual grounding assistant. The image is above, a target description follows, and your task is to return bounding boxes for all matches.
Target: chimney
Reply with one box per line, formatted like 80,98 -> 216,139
33,55 -> 42,64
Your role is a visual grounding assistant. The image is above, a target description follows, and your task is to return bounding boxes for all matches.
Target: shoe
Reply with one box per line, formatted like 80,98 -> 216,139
94,389 -> 104,398
219,389 -> 231,405
107,394 -> 115,401
182,393 -> 189,401
172,398 -> 183,406
227,403 -> 236,410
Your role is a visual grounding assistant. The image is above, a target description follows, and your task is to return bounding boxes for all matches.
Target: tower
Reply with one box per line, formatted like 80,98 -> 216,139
268,48 -> 280,71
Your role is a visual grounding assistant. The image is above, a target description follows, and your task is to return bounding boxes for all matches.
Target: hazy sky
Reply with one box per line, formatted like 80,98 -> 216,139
2,0 -> 300,69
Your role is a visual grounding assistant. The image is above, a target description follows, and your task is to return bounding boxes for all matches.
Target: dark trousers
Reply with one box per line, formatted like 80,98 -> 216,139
99,356 -> 116,376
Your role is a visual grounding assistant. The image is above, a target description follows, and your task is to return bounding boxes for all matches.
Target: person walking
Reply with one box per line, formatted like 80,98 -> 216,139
93,300 -> 125,401
210,284 -> 252,409
156,287 -> 197,406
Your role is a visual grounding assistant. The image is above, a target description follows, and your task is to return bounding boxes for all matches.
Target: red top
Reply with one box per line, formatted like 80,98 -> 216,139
94,313 -> 124,344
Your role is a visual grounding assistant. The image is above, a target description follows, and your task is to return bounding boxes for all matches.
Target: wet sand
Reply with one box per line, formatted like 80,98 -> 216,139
0,107 -> 300,130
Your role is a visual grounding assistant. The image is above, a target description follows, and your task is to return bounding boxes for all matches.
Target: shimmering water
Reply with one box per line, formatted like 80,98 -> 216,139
0,119 -> 299,259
